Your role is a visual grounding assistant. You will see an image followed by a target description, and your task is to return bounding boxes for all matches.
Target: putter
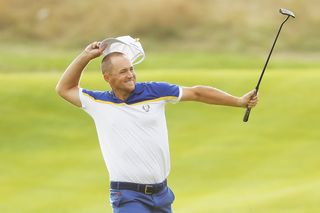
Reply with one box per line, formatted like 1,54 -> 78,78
243,8 -> 295,122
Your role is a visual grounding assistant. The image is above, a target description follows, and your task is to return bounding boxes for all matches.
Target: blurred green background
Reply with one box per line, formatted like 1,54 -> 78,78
1,0 -> 320,212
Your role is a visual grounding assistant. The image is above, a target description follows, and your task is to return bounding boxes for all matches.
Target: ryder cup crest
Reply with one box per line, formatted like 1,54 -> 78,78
142,104 -> 150,112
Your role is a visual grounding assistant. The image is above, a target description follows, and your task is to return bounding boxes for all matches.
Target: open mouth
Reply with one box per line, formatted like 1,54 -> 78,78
125,79 -> 135,85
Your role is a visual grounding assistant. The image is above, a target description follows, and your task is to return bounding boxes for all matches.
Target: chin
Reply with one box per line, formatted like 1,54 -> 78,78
126,83 -> 135,92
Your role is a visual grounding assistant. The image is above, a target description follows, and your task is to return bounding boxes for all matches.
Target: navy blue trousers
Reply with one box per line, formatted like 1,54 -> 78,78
110,187 -> 175,213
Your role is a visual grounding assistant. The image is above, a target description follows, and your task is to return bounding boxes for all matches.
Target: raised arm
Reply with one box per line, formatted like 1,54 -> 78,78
181,86 -> 258,108
55,41 -> 106,107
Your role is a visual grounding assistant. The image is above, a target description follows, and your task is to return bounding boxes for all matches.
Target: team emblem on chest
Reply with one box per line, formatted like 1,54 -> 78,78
142,104 -> 150,112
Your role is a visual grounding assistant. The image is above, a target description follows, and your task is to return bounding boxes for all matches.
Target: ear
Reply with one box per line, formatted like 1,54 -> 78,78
103,73 -> 110,82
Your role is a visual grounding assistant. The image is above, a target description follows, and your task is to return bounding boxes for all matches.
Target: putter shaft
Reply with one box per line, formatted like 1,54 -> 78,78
243,10 -> 294,122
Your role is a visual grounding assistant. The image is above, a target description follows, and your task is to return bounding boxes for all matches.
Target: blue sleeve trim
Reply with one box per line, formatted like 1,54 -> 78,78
147,82 -> 180,98
82,89 -> 122,104
125,82 -> 180,104
81,82 -> 180,105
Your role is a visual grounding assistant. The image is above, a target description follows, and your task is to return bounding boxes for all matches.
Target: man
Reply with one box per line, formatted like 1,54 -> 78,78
56,40 -> 258,213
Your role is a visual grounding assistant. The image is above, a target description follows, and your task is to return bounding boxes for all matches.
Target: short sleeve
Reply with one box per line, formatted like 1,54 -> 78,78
148,82 -> 183,104
79,88 -> 96,114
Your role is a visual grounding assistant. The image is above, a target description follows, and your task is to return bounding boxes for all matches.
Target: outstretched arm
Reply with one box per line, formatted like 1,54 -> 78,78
181,86 -> 258,108
55,41 -> 106,107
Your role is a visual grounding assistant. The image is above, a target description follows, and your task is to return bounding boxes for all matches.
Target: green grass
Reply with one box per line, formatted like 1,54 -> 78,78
1,44 -> 320,73
1,69 -> 320,212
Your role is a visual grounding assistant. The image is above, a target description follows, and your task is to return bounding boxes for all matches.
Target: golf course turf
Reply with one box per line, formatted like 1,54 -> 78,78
1,68 -> 320,212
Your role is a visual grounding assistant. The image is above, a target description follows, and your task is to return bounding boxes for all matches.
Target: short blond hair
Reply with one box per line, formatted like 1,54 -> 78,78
100,52 -> 126,74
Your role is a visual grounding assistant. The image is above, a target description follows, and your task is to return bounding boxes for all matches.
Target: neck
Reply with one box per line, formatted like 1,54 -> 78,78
113,89 -> 132,101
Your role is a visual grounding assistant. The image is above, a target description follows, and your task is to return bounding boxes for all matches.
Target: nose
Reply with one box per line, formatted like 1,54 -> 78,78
127,70 -> 135,79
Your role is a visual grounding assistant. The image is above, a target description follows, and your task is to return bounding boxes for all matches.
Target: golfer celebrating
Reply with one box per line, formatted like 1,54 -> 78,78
56,36 -> 258,213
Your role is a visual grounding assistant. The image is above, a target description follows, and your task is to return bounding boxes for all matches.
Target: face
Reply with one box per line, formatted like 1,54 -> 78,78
103,55 -> 136,94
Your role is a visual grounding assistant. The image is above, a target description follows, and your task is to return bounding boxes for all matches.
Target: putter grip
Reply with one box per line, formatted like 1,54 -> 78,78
243,107 -> 251,122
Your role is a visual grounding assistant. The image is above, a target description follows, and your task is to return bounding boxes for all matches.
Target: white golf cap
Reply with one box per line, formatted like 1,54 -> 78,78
100,35 -> 145,65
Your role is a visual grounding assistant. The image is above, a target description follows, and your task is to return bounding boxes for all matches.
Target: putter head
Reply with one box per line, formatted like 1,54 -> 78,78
279,8 -> 295,18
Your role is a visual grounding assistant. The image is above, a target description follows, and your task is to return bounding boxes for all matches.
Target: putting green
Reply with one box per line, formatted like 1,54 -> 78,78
1,69 -> 320,212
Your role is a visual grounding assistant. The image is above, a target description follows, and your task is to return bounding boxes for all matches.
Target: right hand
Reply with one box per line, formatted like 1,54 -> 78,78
84,41 -> 107,59
239,89 -> 259,108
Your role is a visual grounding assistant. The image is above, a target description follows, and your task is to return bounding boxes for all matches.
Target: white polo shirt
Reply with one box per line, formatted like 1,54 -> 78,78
79,82 -> 182,184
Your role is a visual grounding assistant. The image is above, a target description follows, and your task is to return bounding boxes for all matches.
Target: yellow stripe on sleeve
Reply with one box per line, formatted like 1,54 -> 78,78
82,92 -> 177,106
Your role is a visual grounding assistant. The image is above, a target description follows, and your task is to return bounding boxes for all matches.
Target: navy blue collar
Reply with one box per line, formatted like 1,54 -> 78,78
110,83 -> 145,103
